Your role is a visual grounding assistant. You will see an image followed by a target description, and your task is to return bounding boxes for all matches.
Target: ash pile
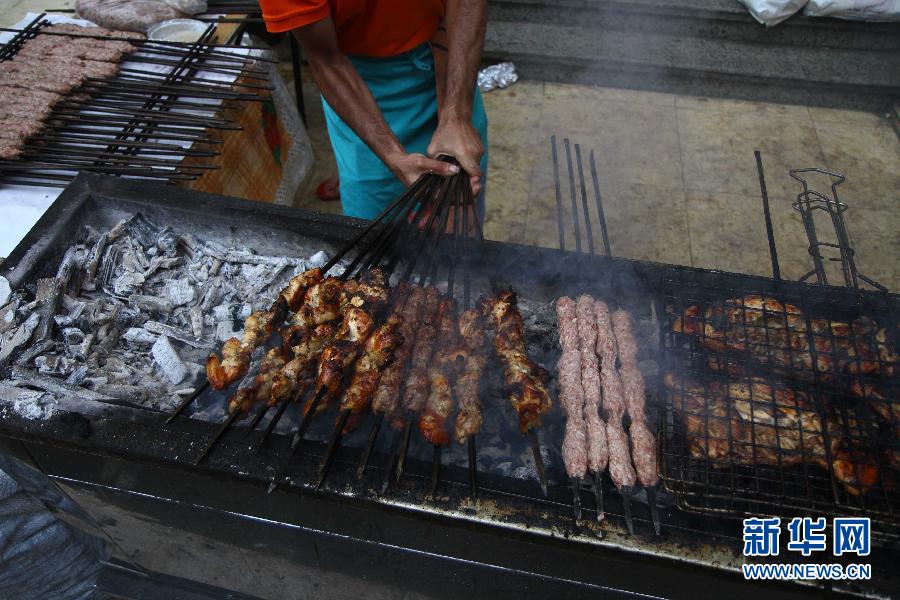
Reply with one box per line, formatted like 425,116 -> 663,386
0,213 -> 328,419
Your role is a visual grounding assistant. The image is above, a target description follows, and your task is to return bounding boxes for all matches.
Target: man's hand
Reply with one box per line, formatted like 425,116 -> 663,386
387,152 -> 460,187
428,115 -> 484,194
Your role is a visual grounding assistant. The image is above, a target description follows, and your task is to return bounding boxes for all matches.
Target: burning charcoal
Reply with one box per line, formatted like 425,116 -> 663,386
122,213 -> 162,248
123,327 -> 158,345
143,321 -> 206,347
156,227 -> 178,257
215,321 -> 239,343
113,271 -> 145,298
14,340 -> 55,368
54,300 -> 86,328
307,250 -> 327,268
128,294 -> 172,315
32,278 -> 63,344
189,305 -> 203,339
62,327 -> 86,354
78,333 -> 95,361
0,312 -> 40,369
66,365 -> 89,386
151,335 -> 187,384
0,382 -> 57,421
0,299 -> 18,334
0,275 -> 10,305
165,278 -> 195,307
81,232 -> 109,291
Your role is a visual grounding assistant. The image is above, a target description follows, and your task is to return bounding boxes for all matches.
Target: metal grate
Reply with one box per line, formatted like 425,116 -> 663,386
659,279 -> 900,539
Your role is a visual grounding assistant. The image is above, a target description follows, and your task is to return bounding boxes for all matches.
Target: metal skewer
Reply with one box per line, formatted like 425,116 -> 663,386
163,382 -> 209,425
194,410 -> 240,464
315,408 -> 352,490
244,402 -> 271,438
571,478 -> 583,522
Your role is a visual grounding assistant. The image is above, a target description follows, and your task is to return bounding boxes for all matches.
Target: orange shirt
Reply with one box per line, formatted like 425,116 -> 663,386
259,0 -> 446,57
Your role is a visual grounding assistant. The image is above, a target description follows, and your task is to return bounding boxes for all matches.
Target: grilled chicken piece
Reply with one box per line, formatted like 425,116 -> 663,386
481,290 -> 552,433
269,323 -> 337,406
207,267 -> 322,389
280,267 -> 323,311
304,269 -> 389,414
664,373 -> 878,495
290,277 -> 344,327
419,298 -> 465,445
339,314 -> 404,428
308,307 -> 374,412
454,308 -> 490,444
372,283 -> 422,415
672,295 -> 895,382
227,348 -> 285,414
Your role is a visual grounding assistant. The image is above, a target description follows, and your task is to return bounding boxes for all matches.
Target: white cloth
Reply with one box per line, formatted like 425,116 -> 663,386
804,0 -> 900,19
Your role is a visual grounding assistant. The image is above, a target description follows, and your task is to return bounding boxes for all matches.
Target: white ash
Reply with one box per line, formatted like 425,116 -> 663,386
0,276 -> 10,306
151,335 -> 187,385
0,382 -> 57,420
0,212 -> 330,419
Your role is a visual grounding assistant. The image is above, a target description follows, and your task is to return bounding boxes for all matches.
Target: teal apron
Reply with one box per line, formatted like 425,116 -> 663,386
322,43 -> 489,220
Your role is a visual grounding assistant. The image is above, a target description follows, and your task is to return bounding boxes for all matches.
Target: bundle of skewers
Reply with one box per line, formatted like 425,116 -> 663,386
164,158 -> 555,499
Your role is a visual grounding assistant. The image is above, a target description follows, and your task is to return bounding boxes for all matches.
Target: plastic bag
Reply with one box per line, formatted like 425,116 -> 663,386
804,0 -> 900,20
76,0 -> 183,32
738,0 -> 809,25
162,0 -> 208,15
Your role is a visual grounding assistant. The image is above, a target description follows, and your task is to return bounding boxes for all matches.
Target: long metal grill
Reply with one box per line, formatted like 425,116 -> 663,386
0,14 -> 271,187
658,165 -> 900,539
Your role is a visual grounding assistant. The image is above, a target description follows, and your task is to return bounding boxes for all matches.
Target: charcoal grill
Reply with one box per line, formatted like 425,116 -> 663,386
1,174 -> 898,599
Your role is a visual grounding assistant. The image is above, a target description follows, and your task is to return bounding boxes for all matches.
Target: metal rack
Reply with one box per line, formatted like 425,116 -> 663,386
0,14 -> 271,187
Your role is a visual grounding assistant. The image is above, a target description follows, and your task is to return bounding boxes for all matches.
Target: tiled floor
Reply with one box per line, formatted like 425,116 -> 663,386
290,69 -> 899,290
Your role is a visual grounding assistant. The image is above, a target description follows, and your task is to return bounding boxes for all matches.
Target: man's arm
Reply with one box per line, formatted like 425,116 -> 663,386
294,18 -> 459,186
427,0 -> 487,182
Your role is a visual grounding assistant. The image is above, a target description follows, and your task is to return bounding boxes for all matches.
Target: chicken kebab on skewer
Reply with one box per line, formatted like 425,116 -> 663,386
195,275 -> 356,462
268,268 -> 392,492
481,289 -> 553,495
419,297 -> 464,446
453,307 -> 490,445
206,267 -> 323,389
356,285 -> 426,479
316,293 -> 406,488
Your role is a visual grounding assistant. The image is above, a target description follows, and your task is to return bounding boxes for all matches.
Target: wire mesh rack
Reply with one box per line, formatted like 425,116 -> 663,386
658,278 -> 899,539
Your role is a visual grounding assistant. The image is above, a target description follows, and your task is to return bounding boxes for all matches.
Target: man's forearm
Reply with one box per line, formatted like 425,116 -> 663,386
442,0 -> 486,121
300,35 -> 405,165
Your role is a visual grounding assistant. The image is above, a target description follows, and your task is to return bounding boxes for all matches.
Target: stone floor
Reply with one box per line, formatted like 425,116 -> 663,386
288,64 -> 900,290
